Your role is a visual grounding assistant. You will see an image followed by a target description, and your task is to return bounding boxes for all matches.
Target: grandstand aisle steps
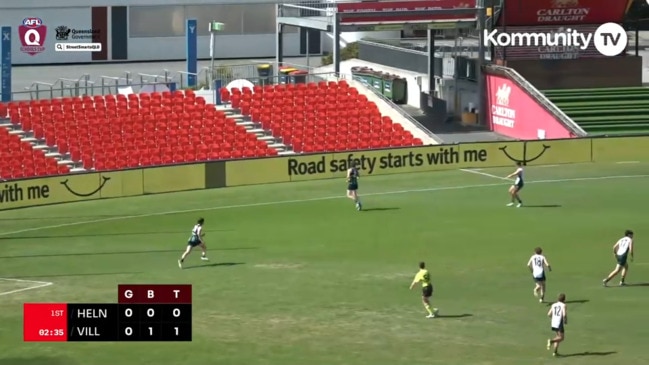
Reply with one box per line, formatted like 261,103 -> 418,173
216,105 -> 293,155
1,119 -> 80,172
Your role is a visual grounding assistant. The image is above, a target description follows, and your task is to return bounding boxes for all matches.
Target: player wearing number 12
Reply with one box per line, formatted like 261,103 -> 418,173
178,218 -> 209,269
409,261 -> 439,318
546,293 -> 567,357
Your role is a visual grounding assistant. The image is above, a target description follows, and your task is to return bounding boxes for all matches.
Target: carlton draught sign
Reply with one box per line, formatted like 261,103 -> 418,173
498,0 -> 628,26
486,74 -> 575,140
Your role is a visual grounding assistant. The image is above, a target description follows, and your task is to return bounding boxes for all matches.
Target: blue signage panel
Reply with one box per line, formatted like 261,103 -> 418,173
1,26 -> 11,102
186,19 -> 197,88
213,80 -> 222,105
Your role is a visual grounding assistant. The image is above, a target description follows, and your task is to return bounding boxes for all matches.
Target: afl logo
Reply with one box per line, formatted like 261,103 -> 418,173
19,17 -> 47,56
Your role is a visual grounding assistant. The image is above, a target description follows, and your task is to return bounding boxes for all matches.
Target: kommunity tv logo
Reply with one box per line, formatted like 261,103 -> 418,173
483,22 -> 628,57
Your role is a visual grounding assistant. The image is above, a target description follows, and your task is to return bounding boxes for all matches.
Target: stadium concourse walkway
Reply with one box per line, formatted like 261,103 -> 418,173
543,87 -> 649,136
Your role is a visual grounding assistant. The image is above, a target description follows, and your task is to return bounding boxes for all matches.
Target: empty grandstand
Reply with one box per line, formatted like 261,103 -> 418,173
0,81 -> 422,180
544,87 -> 649,136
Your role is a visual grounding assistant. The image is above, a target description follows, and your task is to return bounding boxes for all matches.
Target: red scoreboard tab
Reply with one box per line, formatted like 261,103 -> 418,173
23,303 -> 68,342
118,284 -> 192,304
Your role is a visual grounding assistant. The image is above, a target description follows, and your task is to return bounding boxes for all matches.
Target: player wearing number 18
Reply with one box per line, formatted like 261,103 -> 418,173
527,247 -> 552,303
178,218 -> 209,269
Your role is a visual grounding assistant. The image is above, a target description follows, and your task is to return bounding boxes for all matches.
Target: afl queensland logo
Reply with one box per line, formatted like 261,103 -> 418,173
19,17 -> 47,56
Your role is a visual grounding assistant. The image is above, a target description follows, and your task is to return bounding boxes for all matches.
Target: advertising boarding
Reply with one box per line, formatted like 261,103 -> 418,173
485,75 -> 575,140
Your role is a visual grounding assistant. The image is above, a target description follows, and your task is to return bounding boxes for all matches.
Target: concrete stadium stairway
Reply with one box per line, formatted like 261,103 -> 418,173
215,105 -> 293,155
543,87 -> 649,136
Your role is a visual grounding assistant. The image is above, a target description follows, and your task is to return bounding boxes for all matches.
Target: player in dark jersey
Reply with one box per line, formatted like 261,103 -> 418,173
505,162 -> 524,207
346,163 -> 362,211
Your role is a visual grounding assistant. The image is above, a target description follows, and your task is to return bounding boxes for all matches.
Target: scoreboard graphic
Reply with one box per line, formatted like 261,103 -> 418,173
23,284 -> 192,342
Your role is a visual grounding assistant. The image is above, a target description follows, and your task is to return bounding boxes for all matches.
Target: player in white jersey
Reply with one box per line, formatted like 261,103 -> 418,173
178,218 -> 209,269
505,162 -> 524,207
603,230 -> 634,286
527,247 -> 552,303
546,293 -> 567,357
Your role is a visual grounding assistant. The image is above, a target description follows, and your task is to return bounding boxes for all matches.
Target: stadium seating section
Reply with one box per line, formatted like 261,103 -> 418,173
0,125 -> 69,179
220,80 -> 423,153
544,87 -> 649,136
2,91 -> 277,176
0,81 -> 420,180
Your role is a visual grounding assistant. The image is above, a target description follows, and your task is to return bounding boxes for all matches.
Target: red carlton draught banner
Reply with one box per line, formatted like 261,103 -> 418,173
498,0 -> 629,26
486,75 -> 576,140
336,0 -> 475,24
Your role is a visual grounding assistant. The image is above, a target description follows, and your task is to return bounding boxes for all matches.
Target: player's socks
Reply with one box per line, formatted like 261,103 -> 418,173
546,339 -> 551,350
178,260 -> 183,269
424,304 -> 433,316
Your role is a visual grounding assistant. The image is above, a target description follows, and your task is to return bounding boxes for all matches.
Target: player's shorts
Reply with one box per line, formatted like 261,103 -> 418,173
616,253 -> 628,266
187,239 -> 202,247
514,181 -> 524,190
551,323 -> 565,334
347,183 -> 358,191
422,285 -> 433,298
533,273 -> 546,283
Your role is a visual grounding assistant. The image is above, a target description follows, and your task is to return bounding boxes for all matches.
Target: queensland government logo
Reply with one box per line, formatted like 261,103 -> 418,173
55,25 -> 71,40
18,17 -> 47,56
55,25 -> 100,41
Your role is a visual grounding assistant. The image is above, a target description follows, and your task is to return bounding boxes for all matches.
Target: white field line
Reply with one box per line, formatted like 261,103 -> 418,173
616,161 -> 640,164
460,168 -> 512,181
0,278 -> 53,297
0,174 -> 648,238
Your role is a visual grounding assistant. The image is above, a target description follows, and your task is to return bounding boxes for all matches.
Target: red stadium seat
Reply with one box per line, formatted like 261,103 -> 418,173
0,94 -> 278,179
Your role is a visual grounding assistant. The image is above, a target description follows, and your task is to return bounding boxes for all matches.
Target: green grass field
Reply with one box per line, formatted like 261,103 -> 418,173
1,162 -> 648,365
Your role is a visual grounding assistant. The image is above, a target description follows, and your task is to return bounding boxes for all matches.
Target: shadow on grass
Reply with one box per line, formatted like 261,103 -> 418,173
437,313 -> 472,319
4,271 -> 144,279
524,204 -> 562,208
559,351 -> 616,357
546,299 -> 589,306
626,282 -> 649,287
0,229 -> 233,240
362,207 -> 400,212
183,262 -> 245,270
0,247 -> 257,259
